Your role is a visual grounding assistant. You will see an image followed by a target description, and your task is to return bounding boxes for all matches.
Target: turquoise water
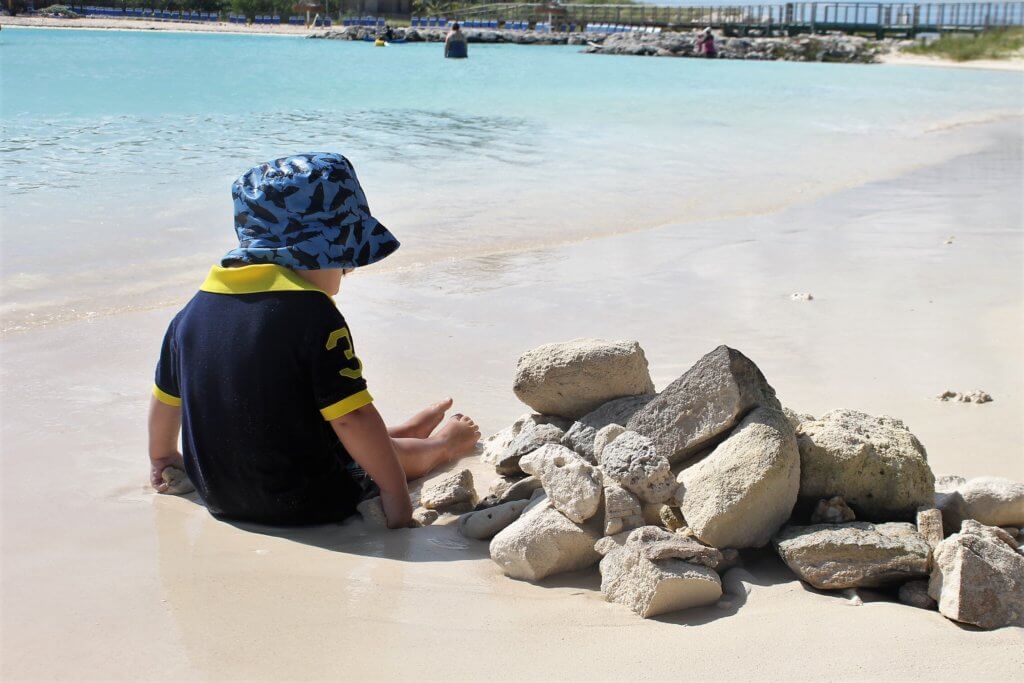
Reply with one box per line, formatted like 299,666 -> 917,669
1,27 -> 1022,327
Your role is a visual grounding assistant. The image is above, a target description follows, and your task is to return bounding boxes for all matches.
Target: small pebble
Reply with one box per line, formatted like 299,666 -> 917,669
790,292 -> 814,301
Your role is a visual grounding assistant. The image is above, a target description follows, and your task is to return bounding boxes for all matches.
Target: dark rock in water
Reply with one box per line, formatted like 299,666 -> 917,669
585,31 -> 882,63
627,345 -> 780,464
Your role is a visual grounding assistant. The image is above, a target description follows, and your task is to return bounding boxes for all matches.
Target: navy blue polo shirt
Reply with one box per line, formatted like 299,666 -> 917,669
153,264 -> 372,524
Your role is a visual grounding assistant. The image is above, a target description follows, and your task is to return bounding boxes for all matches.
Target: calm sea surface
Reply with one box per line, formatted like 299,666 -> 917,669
1,27 -> 1022,328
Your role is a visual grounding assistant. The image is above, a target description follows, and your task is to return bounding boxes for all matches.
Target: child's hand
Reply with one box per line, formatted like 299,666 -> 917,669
380,490 -> 413,529
150,452 -> 185,493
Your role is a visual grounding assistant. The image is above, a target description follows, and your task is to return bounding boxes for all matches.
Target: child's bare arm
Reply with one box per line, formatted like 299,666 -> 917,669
330,403 -> 413,528
148,395 -> 183,493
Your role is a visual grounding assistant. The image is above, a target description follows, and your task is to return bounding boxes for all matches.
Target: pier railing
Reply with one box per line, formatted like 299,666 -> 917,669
452,2 -> 1024,36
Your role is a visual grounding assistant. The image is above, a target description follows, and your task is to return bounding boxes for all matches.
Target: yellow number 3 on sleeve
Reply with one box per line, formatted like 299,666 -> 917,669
325,327 -> 364,380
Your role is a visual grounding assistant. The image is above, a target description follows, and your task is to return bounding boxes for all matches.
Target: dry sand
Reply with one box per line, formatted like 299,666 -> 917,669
2,120 -> 1023,678
881,51 -> 1024,72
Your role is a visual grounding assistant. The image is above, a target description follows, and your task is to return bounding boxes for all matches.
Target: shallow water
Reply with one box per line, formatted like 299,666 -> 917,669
1,27 -> 1022,330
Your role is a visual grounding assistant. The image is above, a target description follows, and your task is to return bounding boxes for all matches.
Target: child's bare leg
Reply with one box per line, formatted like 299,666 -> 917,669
392,414 -> 480,480
388,398 -> 453,439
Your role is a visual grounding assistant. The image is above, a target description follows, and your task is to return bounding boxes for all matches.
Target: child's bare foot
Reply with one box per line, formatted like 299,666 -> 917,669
392,398 -> 453,439
435,414 -> 481,462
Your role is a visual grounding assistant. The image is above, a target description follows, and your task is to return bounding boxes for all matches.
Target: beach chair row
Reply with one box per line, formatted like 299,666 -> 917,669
409,17 -> 448,28
69,7 -> 220,22
226,14 -> 330,26
584,24 -> 663,34
343,16 -> 386,28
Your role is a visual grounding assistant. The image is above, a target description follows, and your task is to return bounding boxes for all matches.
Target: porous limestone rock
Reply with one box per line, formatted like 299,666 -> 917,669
928,520 -> 1024,629
421,468 -> 477,513
520,444 -> 603,523
489,496 -> 602,581
495,421 -> 566,476
774,522 -> 931,590
898,580 -> 936,610
936,476 -> 1024,531
476,475 -> 543,510
357,497 -> 388,528
626,345 -> 781,464
412,507 -> 438,526
600,431 -> 676,504
459,499 -> 530,540
810,496 -> 856,525
603,483 -> 644,536
596,526 -> 722,618
796,409 -> 935,521
934,474 -> 967,492
482,414 -> 571,466
916,507 -> 944,549
675,406 -> 799,549
593,423 -> 626,461
161,467 -> 195,495
512,339 -> 655,419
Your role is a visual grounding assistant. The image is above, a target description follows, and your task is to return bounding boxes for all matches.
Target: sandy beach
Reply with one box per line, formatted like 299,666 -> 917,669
2,106 -> 1022,680
1,14 -> 316,35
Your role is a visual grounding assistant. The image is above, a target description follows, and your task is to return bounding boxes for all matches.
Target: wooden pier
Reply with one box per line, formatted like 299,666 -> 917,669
453,2 -> 1024,37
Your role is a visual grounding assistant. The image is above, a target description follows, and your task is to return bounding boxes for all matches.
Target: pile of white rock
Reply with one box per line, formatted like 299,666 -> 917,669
431,339 -> 1024,628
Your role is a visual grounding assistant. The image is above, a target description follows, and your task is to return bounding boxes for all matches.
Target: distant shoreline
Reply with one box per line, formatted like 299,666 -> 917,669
1,15 -> 312,36
4,16 -> 1023,71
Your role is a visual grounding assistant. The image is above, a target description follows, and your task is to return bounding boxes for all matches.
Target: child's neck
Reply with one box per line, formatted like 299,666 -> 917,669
292,268 -> 343,296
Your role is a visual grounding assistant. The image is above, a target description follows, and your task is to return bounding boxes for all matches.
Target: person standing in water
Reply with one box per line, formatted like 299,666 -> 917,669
445,22 -> 468,59
697,27 -> 717,58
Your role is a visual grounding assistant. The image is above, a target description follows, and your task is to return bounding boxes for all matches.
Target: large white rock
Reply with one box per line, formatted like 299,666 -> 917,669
928,520 -> 1024,629
936,476 -> 1024,532
596,526 -> 722,618
626,345 -> 781,464
797,409 -> 935,521
512,339 -> 655,419
600,431 -> 676,504
774,522 -> 931,589
520,444 -> 603,523
489,496 -> 602,581
675,406 -> 799,549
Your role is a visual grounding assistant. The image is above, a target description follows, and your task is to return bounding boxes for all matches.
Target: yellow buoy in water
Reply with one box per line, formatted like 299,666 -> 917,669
375,38 -> 386,47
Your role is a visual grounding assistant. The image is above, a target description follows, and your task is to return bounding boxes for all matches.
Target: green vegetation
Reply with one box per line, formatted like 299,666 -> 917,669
38,4 -> 81,16
904,28 -> 1024,62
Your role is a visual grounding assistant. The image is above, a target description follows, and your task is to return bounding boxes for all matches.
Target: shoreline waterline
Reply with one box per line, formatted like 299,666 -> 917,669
2,116 -> 1020,336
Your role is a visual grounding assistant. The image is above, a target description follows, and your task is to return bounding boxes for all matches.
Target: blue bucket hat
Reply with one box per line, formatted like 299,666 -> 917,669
223,153 -> 400,270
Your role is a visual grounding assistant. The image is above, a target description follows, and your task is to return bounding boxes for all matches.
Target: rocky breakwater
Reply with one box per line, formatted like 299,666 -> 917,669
465,339 -> 1024,628
585,31 -> 883,63
308,25 -> 586,45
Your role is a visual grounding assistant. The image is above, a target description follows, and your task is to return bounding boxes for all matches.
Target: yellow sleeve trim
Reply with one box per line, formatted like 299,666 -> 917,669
153,384 -> 182,407
320,389 -> 373,421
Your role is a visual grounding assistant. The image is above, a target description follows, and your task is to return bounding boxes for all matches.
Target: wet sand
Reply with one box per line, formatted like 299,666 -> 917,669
2,122 -> 1023,679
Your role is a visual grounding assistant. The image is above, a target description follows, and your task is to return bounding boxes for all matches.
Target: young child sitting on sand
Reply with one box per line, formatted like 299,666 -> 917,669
148,152 -> 480,528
